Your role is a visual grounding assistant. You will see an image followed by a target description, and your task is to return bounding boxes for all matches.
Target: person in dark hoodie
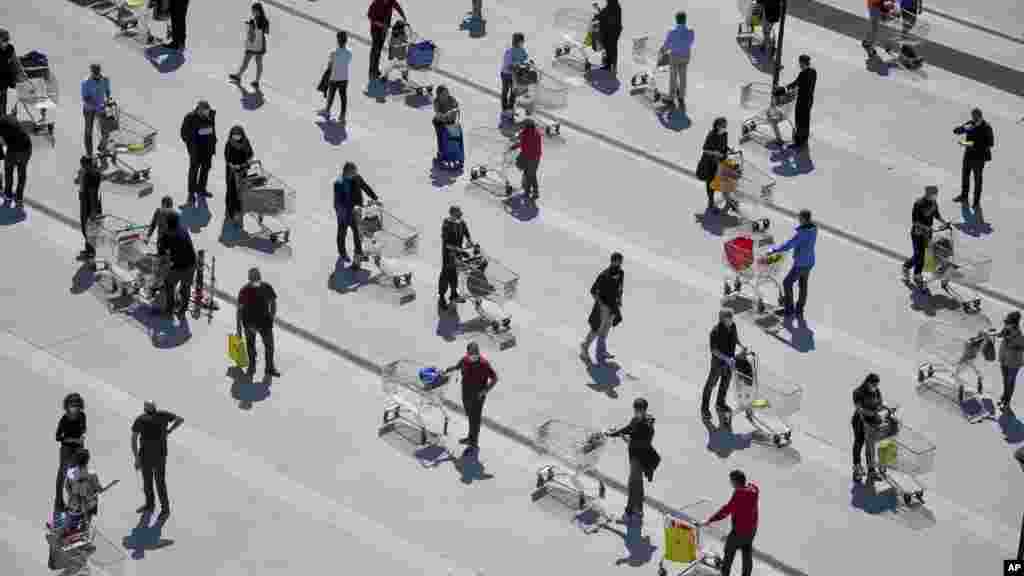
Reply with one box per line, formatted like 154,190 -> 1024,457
54,393 -> 87,512
157,212 -> 197,317
0,113 -> 32,209
607,397 -> 659,523
768,209 -> 817,317
595,0 -> 623,75
77,156 -> 103,259
786,54 -> 817,150
901,186 -> 946,286
705,469 -> 760,576
333,162 -> 380,267
581,252 -> 624,364
703,309 -> 743,421
180,100 -> 217,207
438,205 -> 473,310
223,125 -> 255,225
851,373 -> 885,482
0,29 -> 19,117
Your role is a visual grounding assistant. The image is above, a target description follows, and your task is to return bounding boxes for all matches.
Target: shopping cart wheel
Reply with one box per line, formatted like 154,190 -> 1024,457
957,385 -> 965,405
536,473 -> 544,489
916,491 -> 925,503
903,493 -> 914,506
420,429 -> 428,445
578,494 -> 586,510
757,300 -> 766,314
504,182 -> 514,195
392,276 -> 402,289
772,434 -> 783,447
976,379 -> 983,395
658,564 -> 667,576
584,60 -> 592,74
723,281 -> 731,296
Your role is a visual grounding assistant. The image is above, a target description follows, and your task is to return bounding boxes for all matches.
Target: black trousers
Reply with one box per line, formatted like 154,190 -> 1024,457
793,103 -> 811,146
79,207 -> 97,253
244,323 -> 275,373
625,457 -> 645,515
461,388 -> 486,443
326,80 -> 348,119
0,88 -> 8,116
601,30 -> 621,71
170,0 -> 189,48
3,154 -> 28,203
438,264 -> 459,300
702,357 -> 732,412
500,73 -> 516,111
851,413 -> 866,466
187,155 -> 212,201
722,531 -> 755,576
225,169 -> 242,220
903,232 -> 928,277
140,458 -> 169,509
369,25 -> 388,78
1002,365 -> 1020,406
781,266 -> 810,314
336,214 -> 362,257
55,445 -> 77,510
163,266 -> 194,314
960,155 -> 985,205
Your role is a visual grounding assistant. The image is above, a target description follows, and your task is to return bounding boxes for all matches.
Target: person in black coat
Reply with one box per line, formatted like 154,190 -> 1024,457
157,212 -> 197,316
0,29 -> 18,117
703,309 -> 744,421
0,113 -> 32,208
786,54 -> 817,150
333,162 -> 380,266
596,0 -> 622,74
77,156 -> 103,258
54,393 -> 87,512
852,373 -> 884,481
951,108 -> 994,208
697,117 -> 735,213
223,125 -> 255,224
607,397 -> 659,522
439,205 -> 473,309
166,0 -> 191,50
902,186 -> 947,284
180,101 -> 217,207
581,252 -> 624,363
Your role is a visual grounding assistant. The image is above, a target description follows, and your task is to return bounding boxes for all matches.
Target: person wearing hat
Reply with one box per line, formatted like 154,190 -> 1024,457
998,311 -> 1024,411
581,252 -> 624,364
509,117 -> 542,200
785,54 -> 817,150
607,397 -> 659,523
444,341 -> 498,448
179,100 -> 217,207
0,29 -> 18,117
54,393 -> 87,512
438,205 -> 473,310
705,469 -> 760,576
77,156 -> 103,259
131,401 -> 183,517
81,63 -> 113,159
852,373 -> 884,482
703,309 -> 744,421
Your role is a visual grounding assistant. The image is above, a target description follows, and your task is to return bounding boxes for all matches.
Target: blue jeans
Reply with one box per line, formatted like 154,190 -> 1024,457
782,266 -> 811,314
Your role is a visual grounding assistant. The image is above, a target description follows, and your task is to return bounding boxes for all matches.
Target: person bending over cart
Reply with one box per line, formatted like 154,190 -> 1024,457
704,469 -> 759,576
852,373 -> 885,482
606,397 -> 659,524
156,212 -> 196,317
433,86 -> 460,160
500,33 -> 529,117
334,162 -> 380,267
439,205 -> 473,310
902,186 -> 946,286
223,125 -> 255,225
703,309 -> 744,422
78,156 -> 103,259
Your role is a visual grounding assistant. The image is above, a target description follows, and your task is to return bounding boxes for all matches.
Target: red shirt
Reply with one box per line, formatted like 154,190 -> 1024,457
459,355 -> 496,393
708,482 -> 759,537
514,127 -> 542,161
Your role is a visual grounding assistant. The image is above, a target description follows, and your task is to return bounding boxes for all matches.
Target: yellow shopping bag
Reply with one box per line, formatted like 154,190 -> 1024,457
583,30 -> 594,48
664,518 -> 699,563
228,334 -> 249,369
878,439 -> 898,467
711,160 -> 740,193
923,245 -> 937,274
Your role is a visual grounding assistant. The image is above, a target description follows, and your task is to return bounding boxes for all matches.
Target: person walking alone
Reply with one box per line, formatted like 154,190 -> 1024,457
786,55 -> 817,150
334,162 -> 380,266
997,311 -> 1024,412
660,11 -> 694,110
54,393 -> 87,512
229,2 -> 270,89
509,117 -> 542,200
902,186 -> 946,286
180,100 -> 217,207
580,252 -> 624,364
77,156 -> 103,259
444,341 -> 498,448
438,205 -> 473,310
323,31 -> 352,124
500,33 -> 528,118
131,401 -> 183,518
767,208 -> 818,317
705,470 -> 760,576
237,267 -> 280,378
80,63 -> 112,159
367,0 -> 407,81
607,397 -> 660,524
0,113 -> 32,209
595,0 -> 622,75
703,309 -> 743,422
951,108 -> 994,209
157,212 -> 196,317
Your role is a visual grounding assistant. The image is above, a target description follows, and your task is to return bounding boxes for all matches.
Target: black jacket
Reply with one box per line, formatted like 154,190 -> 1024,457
0,44 -> 17,89
158,229 -> 197,270
697,128 -> 728,181
788,67 -> 816,108
852,382 -> 883,424
955,121 -> 993,162
710,321 -> 740,359
609,415 -> 660,476
759,0 -> 782,23
591,266 -> 623,311
910,196 -> 942,236
0,115 -> 32,154
180,109 -> 217,158
333,174 -> 378,213
441,218 -> 471,266
596,1 -> 622,35
224,138 -> 255,168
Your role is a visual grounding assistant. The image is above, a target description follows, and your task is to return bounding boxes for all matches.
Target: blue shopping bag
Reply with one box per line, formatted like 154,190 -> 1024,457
407,41 -> 436,68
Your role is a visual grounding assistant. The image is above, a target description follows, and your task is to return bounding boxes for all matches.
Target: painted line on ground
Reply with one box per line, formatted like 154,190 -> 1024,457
920,6 -> 1024,45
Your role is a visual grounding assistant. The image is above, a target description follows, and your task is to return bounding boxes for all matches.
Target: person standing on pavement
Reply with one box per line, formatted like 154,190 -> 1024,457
367,0 -> 407,81
786,54 -> 816,150
223,125 -> 255,224
77,156 -> 103,259
607,397 -> 659,524
595,0 -> 622,75
180,100 -> 217,207
697,117 -> 735,213
997,311 -> 1024,412
581,252 -> 624,364
157,212 -> 196,317
767,208 -> 818,317
705,470 -> 759,576
0,113 -> 31,209
0,29 -> 19,117
852,373 -> 885,482
54,393 -> 87,512
500,33 -> 528,118
131,401 -> 183,518
334,162 -> 380,267
237,267 -> 280,378
167,0 -> 191,51
660,11 -> 694,111
444,341 -> 498,448
147,196 -> 179,242
80,64 -> 112,159
323,31 -> 352,124
951,108 -> 994,209
901,186 -> 946,285
703,309 -> 743,422
509,117 -> 542,200
438,205 -> 473,310
230,2 -> 270,89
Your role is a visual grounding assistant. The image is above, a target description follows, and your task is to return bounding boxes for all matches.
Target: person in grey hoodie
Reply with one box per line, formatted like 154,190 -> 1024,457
998,311 -> 1024,411
767,209 -> 817,317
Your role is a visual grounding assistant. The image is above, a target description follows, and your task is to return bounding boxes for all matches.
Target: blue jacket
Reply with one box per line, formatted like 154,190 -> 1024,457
771,223 -> 817,269
333,174 -> 378,219
81,76 -> 112,112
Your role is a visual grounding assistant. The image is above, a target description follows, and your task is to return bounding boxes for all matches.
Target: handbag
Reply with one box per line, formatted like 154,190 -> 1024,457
228,334 -> 249,368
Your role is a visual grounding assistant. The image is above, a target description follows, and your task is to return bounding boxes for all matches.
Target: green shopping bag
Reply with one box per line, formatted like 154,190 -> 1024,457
228,334 -> 249,368
923,245 -> 937,273
877,439 -> 897,467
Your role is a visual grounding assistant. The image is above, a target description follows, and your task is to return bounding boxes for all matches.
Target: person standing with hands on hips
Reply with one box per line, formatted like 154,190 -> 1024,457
703,309 -> 743,422
54,393 -> 87,512
901,186 -> 945,286
606,397 -> 659,524
786,54 -> 816,150
581,252 -> 624,364
767,208 -> 817,318
705,470 -> 759,576
367,0 -> 407,81
131,401 -> 183,518
951,108 -> 994,209
444,341 -> 498,448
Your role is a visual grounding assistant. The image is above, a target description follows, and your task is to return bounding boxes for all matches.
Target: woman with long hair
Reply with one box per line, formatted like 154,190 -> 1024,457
223,125 -> 255,224
230,3 -> 270,89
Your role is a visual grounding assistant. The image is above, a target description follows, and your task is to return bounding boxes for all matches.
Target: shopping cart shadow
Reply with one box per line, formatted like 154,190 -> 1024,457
502,193 -> 539,222
904,282 -> 963,317
703,419 -> 754,459
122,510 -> 174,560
915,382 -> 997,422
954,204 -> 993,237
454,446 -> 495,484
378,420 -> 454,468
218,219 -> 294,259
315,117 -> 348,146
143,46 -> 185,74
228,366 -> 271,410
850,482 -> 937,529
329,258 -> 374,295
695,207 -> 743,237
122,305 -> 192,349
0,203 -> 27,226
769,144 -> 815,176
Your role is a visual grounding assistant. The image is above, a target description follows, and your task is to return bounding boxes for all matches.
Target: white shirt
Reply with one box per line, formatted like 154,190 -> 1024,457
329,48 -> 352,82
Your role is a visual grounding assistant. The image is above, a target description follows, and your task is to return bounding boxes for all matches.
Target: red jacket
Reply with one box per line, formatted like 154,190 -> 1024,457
458,355 -> 496,393
513,126 -> 542,161
368,0 -> 403,25
708,482 -> 759,537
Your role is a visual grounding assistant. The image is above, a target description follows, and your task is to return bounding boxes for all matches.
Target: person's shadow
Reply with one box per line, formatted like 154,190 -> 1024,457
587,68 -> 621,95
997,408 -> 1024,443
704,418 -> 752,458
315,117 -> 348,146
228,366 -> 271,410
122,511 -> 174,560
232,81 -> 264,110
435,305 -> 462,341
954,204 -> 993,237
143,46 -> 185,73
70,263 -> 97,295
453,446 -> 494,484
179,198 -> 212,233
773,314 -> 815,352
583,358 -> 623,398
0,202 -> 27,226
770,145 -> 814,176
657,106 -> 691,132
605,518 -> 657,567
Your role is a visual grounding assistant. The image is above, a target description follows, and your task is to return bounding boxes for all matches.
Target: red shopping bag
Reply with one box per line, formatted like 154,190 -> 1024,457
725,237 -> 754,272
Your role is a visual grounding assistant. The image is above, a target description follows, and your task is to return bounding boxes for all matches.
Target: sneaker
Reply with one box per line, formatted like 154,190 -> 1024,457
853,464 -> 865,479
266,368 -> 281,378
951,194 -> 966,203
250,81 -> 260,89
452,294 -> 466,304
438,297 -> 448,309
228,74 -> 241,83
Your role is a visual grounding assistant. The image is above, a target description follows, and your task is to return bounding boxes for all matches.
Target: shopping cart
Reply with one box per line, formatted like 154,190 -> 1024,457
657,499 -> 723,576
468,126 -> 518,196
868,407 -> 935,506
722,223 -> 787,316
380,360 -> 451,445
45,479 -> 119,570
358,203 -> 419,291
736,0 -> 776,53
382,21 -> 439,97
14,51 -> 58,143
738,81 -> 796,145
552,4 -> 603,74
98,99 -> 156,183
916,318 -> 998,413
629,36 -> 670,105
533,419 -> 608,512
708,151 -> 776,219
87,214 -> 165,302
235,160 -> 297,246
732,349 -> 802,446
508,61 -> 567,136
914,223 -> 991,314
455,245 -> 519,348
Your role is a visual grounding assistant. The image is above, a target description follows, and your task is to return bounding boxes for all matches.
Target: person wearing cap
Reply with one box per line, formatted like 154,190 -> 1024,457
180,100 -> 217,207
705,469 -> 759,576
77,156 -> 103,259
703,309 -> 743,421
157,211 -> 197,317
131,401 -> 183,517
439,205 -> 473,310
951,108 -> 994,209
334,161 -> 380,266
444,341 -> 498,447
581,252 -> 624,364
902,186 -> 946,286
509,117 -> 542,200
785,54 -> 816,150
852,373 -> 884,482
607,397 -> 659,523
0,113 -> 31,209
237,267 -> 280,378
998,311 -> 1024,411
81,64 -> 112,159
0,29 -> 18,117
55,393 -> 87,512
767,208 -> 817,317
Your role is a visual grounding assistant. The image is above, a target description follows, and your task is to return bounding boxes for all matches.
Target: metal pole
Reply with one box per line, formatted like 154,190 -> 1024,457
771,0 -> 788,91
